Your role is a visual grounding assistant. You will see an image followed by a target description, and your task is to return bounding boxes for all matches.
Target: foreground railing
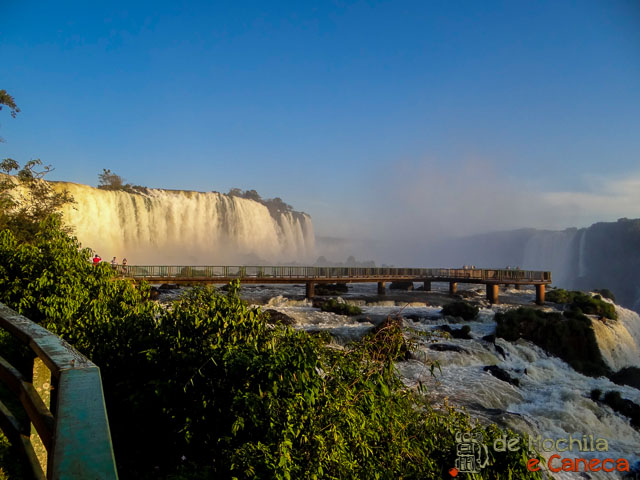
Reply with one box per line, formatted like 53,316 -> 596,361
0,303 -> 118,480
121,265 -> 551,283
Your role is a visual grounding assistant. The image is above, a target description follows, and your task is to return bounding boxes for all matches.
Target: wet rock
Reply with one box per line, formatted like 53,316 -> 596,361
494,344 -> 507,360
158,283 -> 179,290
263,309 -> 296,326
428,343 -> 470,354
609,367 -> 640,390
436,324 -> 472,339
602,391 -> 640,428
483,365 -> 520,387
389,281 -> 414,291
315,283 -> 349,295
482,334 -> 496,343
150,287 -> 160,300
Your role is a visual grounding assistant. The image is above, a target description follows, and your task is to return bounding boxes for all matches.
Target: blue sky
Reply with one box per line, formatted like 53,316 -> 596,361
2,1 -> 639,259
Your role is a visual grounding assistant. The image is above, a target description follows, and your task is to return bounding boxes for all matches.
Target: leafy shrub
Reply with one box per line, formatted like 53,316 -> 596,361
495,307 -> 610,377
545,289 -> 617,320
594,289 -> 616,302
441,301 -> 479,320
319,298 -> 362,316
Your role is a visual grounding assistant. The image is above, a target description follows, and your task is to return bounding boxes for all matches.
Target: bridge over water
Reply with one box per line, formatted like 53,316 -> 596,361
122,266 -> 552,304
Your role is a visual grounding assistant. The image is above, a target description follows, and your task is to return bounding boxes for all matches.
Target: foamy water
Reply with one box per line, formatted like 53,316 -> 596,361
255,286 -> 640,479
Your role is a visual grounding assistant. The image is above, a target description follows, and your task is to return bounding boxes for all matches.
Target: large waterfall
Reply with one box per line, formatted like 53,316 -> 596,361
57,183 -> 315,265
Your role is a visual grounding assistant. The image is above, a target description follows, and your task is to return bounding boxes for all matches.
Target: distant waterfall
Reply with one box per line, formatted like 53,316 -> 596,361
521,229 -> 578,287
577,229 -> 588,278
57,183 -> 315,264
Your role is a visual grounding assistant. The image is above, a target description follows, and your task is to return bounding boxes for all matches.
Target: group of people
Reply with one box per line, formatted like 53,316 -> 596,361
92,254 -> 128,273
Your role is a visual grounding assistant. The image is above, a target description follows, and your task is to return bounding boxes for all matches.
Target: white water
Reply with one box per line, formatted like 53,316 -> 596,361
57,183 -> 315,264
252,286 -> 640,479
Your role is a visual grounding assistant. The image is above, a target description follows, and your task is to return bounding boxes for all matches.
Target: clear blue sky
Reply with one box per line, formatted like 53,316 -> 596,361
2,1 -> 639,259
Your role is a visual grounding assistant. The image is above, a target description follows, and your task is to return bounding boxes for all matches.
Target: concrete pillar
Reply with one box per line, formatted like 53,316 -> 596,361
449,282 -> 457,295
377,281 -> 386,295
535,284 -> 545,305
305,282 -> 315,299
486,283 -> 499,304
423,281 -> 431,291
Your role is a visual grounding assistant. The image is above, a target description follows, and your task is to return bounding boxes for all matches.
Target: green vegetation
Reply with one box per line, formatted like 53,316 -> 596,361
546,288 -> 617,320
594,288 -> 616,302
495,307 -> 610,377
319,298 -> 363,316
441,301 -> 479,320
97,168 -> 148,194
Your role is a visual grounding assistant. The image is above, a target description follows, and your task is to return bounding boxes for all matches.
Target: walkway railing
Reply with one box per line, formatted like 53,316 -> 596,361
0,303 -> 118,480
121,265 -> 551,283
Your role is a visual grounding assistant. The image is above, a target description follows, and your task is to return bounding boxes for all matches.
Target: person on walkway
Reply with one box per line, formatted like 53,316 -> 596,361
121,258 -> 128,274
93,254 -> 101,265
111,257 -> 117,268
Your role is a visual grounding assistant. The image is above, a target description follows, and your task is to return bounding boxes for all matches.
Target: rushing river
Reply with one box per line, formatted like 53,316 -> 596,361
159,282 -> 640,479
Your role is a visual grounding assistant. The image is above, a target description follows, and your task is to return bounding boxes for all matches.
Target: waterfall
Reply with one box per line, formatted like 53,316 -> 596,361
591,304 -> 640,371
578,229 -> 588,278
521,229 -> 578,287
56,182 -> 315,264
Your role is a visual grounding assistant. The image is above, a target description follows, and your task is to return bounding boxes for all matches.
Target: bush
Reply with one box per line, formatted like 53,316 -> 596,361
495,307 -> 610,377
545,289 -> 617,320
441,301 -> 479,320
594,289 -> 616,302
319,298 -> 362,316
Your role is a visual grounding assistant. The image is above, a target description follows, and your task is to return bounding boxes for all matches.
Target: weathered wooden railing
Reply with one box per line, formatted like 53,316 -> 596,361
121,265 -> 551,283
0,303 -> 118,479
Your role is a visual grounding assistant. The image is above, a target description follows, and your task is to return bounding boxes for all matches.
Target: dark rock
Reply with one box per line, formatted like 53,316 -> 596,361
482,334 -> 496,343
149,287 -> 160,300
428,343 -> 470,354
494,344 -> 507,360
483,365 -> 520,387
602,391 -> 640,428
315,283 -> 349,295
263,309 -> 296,326
609,367 -> 640,390
436,324 -> 471,339
389,281 -> 414,291
158,283 -> 179,290
441,302 -> 479,320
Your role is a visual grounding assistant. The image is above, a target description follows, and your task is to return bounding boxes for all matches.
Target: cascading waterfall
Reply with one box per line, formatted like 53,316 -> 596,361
578,229 -> 588,278
56,182 -> 315,264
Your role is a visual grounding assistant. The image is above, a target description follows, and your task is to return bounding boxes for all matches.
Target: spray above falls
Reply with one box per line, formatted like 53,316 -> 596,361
58,183 -> 315,265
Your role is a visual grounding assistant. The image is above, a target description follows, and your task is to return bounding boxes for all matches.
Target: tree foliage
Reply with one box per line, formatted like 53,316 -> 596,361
0,90 -> 20,143
0,159 -> 74,243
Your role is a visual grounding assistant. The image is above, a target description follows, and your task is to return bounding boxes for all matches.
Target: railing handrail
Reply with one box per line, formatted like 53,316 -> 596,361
0,303 -> 118,480
118,265 -> 551,283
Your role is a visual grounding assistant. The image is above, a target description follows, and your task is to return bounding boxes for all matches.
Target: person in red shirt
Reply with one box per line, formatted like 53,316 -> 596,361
92,254 -> 101,265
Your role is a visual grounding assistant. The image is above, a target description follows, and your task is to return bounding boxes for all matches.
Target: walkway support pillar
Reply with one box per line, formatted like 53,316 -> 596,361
535,284 -> 545,305
486,283 -> 499,304
423,281 -> 431,292
306,282 -> 315,299
377,282 -> 386,295
449,282 -> 457,295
